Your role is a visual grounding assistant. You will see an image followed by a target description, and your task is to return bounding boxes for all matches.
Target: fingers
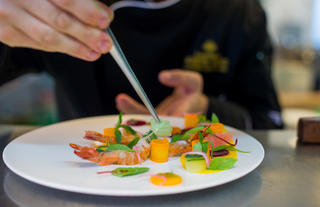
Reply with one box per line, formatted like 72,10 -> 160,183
18,0 -> 112,54
5,3 -> 101,61
159,69 -> 203,95
116,94 -> 149,114
50,0 -> 114,29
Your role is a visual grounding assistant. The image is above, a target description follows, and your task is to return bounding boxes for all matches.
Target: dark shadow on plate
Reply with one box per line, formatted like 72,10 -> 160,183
4,169 -> 262,207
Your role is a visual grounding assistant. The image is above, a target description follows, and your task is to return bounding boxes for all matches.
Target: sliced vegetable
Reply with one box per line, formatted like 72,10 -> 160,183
184,113 -> 200,128
103,128 -> 115,137
208,157 -> 237,170
150,138 -> 169,163
97,167 -> 149,177
150,172 -> 182,186
185,155 -> 207,173
150,119 -> 172,137
182,151 -> 210,168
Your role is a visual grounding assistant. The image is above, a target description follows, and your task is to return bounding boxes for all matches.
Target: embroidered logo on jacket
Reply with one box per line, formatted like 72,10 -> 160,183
184,40 -> 229,73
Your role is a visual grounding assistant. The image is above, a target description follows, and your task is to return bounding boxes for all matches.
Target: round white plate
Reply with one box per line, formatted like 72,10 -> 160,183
3,115 -> 264,196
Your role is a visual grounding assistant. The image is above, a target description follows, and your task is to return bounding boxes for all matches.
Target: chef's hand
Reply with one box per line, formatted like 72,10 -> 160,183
115,69 -> 209,116
0,0 -> 113,61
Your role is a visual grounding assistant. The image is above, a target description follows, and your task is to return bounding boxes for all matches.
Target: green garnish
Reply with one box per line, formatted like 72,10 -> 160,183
208,157 -> 237,170
96,144 -> 135,152
150,119 -> 172,137
170,126 -> 204,143
98,167 -> 149,177
211,113 -> 220,123
127,136 -> 140,149
213,145 -> 250,153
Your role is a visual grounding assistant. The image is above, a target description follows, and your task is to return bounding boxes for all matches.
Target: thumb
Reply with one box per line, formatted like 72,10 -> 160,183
115,93 -> 149,114
158,69 -> 203,94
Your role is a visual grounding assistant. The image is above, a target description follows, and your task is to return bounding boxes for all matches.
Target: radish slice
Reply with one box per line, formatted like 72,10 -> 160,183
133,146 -> 142,165
182,151 -> 210,168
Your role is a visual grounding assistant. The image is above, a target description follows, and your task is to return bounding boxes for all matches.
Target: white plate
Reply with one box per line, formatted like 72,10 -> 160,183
3,115 -> 264,196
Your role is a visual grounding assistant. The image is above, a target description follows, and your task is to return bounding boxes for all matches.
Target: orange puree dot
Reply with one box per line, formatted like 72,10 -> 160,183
150,172 -> 182,186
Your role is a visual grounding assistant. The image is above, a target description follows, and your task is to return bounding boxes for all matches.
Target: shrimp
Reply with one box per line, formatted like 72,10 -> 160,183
70,138 -> 151,166
84,130 -> 138,145
169,140 -> 192,157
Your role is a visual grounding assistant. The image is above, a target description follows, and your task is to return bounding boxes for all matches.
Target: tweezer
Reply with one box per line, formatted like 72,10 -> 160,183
106,28 -> 160,122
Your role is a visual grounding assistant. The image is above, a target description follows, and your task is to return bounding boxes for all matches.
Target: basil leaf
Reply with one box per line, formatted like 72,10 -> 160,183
213,145 -> 250,153
211,113 -> 220,123
112,167 -> 149,177
185,126 -> 204,134
198,114 -> 207,123
127,136 -> 140,149
107,144 -> 135,151
202,142 -> 209,153
120,124 -> 137,135
115,129 -> 122,144
116,112 -> 123,128
208,157 -> 237,170
170,134 -> 190,143
198,131 -> 204,143
193,142 -> 202,152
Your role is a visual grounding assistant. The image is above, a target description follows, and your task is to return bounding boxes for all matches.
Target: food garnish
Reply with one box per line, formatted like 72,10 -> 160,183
150,172 -> 182,186
150,138 -> 169,163
98,167 -> 149,177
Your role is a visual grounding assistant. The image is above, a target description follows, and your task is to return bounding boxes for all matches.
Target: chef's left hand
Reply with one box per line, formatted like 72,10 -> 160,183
115,69 -> 209,116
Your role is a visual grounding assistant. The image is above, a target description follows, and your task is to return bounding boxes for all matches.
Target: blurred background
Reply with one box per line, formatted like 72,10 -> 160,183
0,0 -> 319,128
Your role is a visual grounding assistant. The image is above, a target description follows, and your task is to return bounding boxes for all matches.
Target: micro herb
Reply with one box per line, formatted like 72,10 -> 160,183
198,131 -> 204,143
98,167 -> 149,177
211,113 -> 220,123
96,144 -> 135,152
213,145 -> 250,153
208,157 -> 237,170
198,114 -> 207,123
127,136 -> 140,149
115,129 -> 122,144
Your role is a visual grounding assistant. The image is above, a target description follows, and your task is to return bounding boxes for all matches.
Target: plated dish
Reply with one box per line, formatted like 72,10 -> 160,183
3,114 -> 264,196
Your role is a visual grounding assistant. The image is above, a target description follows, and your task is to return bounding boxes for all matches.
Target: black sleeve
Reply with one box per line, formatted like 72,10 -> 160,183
0,44 -> 44,85
206,0 -> 283,129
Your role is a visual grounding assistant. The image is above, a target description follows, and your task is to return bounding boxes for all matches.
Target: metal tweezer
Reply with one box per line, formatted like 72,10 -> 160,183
106,28 -> 160,122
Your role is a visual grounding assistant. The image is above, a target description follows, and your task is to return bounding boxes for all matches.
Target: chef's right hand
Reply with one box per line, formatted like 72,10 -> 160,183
0,0 -> 114,61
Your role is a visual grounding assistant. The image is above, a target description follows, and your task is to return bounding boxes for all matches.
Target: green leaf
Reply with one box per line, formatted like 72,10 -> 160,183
198,131 -> 204,143
198,114 -> 207,123
193,142 -> 202,152
184,126 -> 204,135
96,146 -> 108,152
115,129 -> 122,144
107,144 -> 135,151
142,130 -> 153,138
213,145 -> 250,153
202,142 -> 209,153
208,157 -> 237,170
211,113 -> 220,123
127,136 -> 140,149
120,124 -> 137,135
111,167 -> 149,177
205,127 -> 214,135
116,112 -> 123,128
150,133 -> 158,140
170,134 -> 191,143
150,119 -> 172,137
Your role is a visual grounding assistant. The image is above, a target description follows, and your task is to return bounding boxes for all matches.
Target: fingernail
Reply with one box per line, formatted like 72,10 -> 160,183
88,50 -> 99,60
99,40 -> 109,53
99,17 -> 109,29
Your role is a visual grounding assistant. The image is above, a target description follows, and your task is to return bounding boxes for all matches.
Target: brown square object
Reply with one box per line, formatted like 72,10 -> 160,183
298,117 -> 320,143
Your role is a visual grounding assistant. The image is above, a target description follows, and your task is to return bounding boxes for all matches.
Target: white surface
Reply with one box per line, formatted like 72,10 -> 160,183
3,115 -> 264,196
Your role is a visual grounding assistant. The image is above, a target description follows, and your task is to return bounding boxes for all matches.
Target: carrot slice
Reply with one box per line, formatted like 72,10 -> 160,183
103,128 -> 115,137
210,123 -> 224,133
150,138 -> 169,163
